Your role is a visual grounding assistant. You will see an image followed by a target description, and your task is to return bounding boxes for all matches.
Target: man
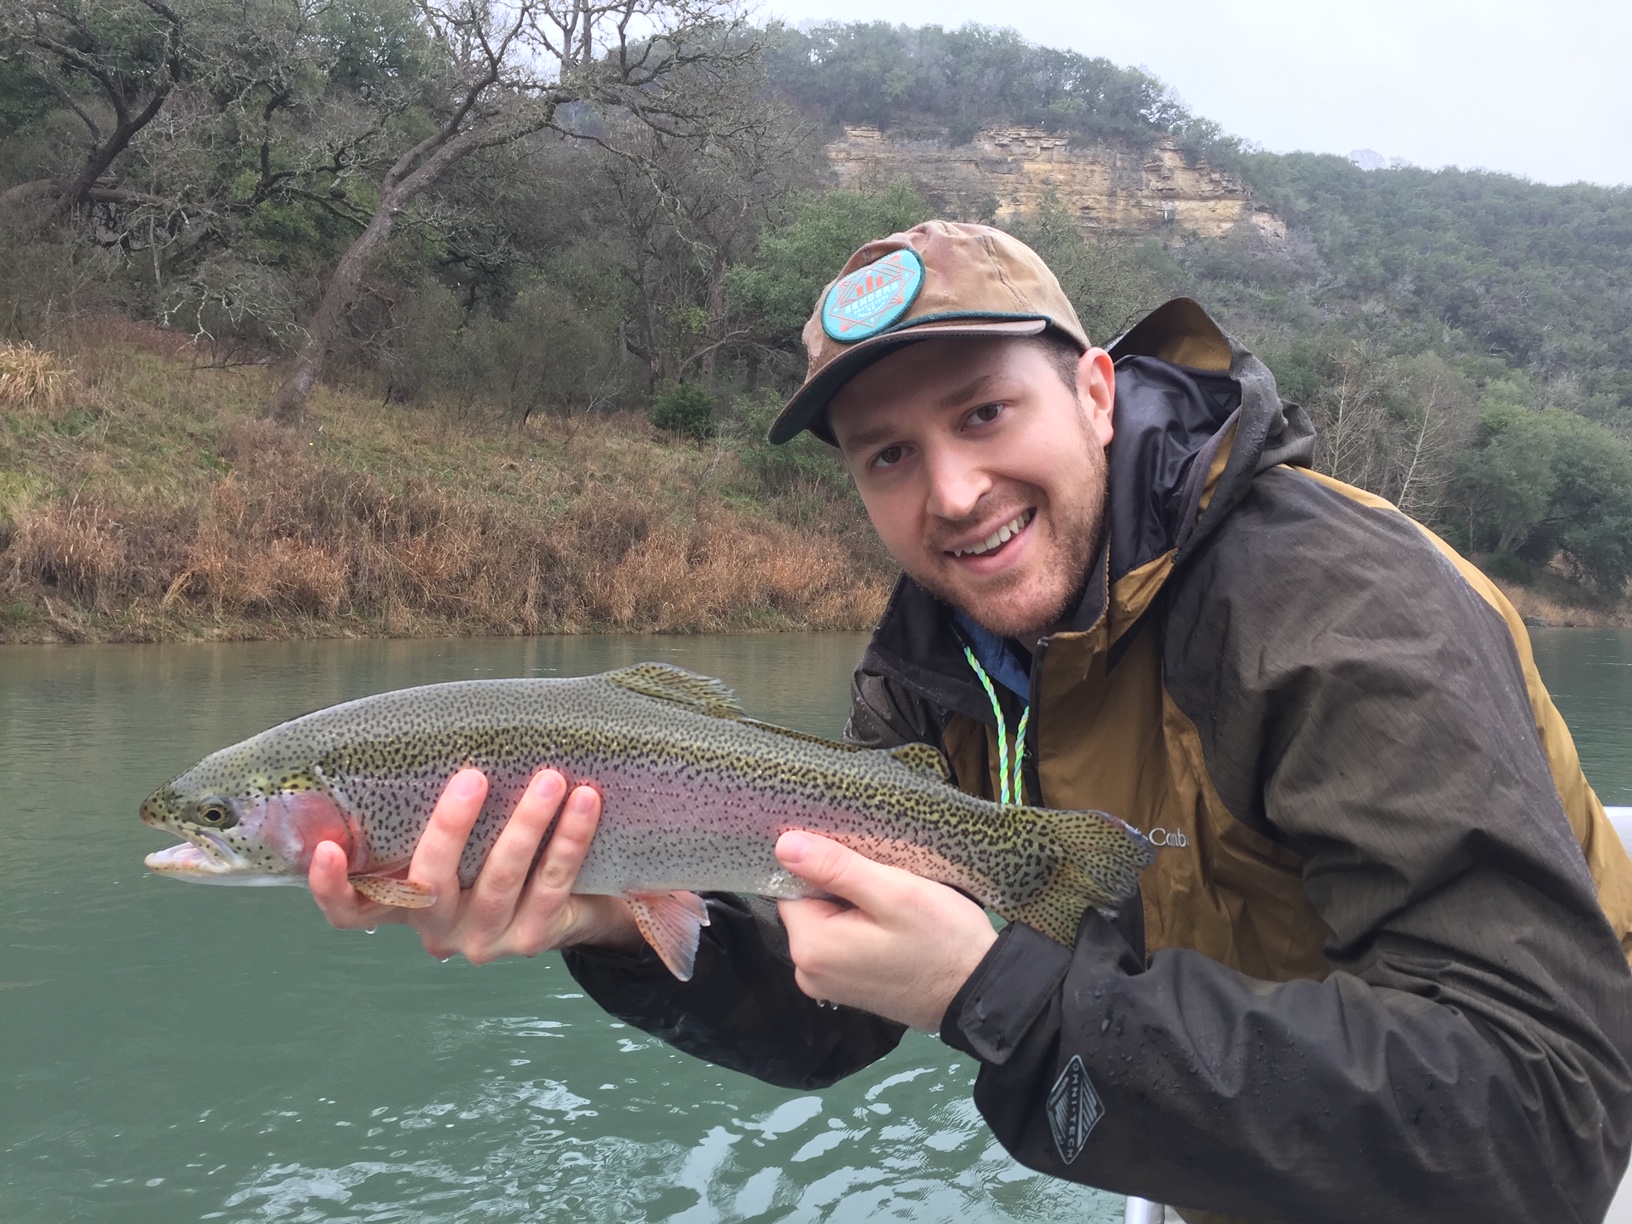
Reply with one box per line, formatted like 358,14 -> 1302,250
313,222 -> 1632,1223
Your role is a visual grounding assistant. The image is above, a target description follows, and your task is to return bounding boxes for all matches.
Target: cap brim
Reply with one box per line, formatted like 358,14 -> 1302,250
769,317 -> 1051,445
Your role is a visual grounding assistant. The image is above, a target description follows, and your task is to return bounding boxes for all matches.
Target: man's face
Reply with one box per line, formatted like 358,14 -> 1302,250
828,335 -> 1116,640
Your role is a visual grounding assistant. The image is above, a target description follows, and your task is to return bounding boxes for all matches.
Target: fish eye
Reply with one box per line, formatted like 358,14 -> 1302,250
196,802 -> 237,829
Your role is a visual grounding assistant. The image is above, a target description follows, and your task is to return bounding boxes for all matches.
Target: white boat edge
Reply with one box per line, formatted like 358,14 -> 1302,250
1125,808 -> 1632,1224
1607,810 -> 1632,1223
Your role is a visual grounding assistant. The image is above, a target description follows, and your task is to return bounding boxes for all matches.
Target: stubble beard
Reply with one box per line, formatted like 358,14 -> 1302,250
911,441 -> 1108,642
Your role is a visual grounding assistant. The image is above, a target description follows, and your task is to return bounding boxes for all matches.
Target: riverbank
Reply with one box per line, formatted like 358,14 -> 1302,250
1493,580 -> 1632,630
0,326 -> 894,644
3,327 -> 1624,645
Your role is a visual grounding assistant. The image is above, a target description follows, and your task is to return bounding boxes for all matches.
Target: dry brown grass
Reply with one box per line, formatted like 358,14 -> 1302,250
0,330 -> 894,642
1489,578 -> 1632,628
0,342 -> 73,413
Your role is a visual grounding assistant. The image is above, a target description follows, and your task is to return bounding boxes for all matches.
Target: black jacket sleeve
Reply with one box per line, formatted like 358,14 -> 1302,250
562,895 -> 905,1090
940,470 -> 1632,1224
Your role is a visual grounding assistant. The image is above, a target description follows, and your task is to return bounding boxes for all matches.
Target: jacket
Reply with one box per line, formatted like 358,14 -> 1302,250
566,298 -> 1632,1223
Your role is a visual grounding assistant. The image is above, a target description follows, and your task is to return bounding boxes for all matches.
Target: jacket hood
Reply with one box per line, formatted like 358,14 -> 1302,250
1106,297 -> 1315,567
858,297 -> 1315,724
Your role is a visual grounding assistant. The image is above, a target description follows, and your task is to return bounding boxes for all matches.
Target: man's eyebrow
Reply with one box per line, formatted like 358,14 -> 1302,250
938,372 -> 1001,409
838,420 -> 895,453
838,374 -> 1008,453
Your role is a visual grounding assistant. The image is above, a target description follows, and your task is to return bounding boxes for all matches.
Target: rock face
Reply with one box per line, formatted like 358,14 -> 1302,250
826,125 -> 1286,242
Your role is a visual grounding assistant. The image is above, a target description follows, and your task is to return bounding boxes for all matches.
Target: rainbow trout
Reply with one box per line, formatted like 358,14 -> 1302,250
141,663 -> 1154,978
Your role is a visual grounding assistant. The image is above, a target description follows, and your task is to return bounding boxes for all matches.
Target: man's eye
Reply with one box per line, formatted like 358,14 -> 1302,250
969,403 -> 1004,426
872,444 -> 905,469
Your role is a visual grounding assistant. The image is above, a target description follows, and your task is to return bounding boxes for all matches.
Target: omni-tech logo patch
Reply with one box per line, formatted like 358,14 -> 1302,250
821,249 -> 924,342
1047,1054 -> 1104,1164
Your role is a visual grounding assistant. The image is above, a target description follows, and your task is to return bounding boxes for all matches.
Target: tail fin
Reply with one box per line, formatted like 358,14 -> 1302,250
1005,808 -> 1156,946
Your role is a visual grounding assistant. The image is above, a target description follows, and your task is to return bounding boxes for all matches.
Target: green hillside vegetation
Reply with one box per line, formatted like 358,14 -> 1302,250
1,8 -> 1628,640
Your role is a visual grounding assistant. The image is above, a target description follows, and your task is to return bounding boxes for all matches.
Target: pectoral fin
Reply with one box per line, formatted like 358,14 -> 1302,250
350,874 -> 436,908
625,890 -> 710,981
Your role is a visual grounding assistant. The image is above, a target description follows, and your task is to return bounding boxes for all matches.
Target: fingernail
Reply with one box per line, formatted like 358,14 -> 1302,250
451,770 -> 484,800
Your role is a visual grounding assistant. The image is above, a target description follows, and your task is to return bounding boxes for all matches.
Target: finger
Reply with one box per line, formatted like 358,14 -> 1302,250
309,840 -> 395,928
469,769 -> 567,904
777,894 -> 848,932
778,894 -> 859,976
408,768 -> 489,890
502,786 -> 606,956
531,785 -> 602,894
776,831 -> 899,912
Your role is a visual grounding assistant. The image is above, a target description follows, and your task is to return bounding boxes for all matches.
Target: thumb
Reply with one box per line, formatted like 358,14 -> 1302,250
776,831 -> 891,910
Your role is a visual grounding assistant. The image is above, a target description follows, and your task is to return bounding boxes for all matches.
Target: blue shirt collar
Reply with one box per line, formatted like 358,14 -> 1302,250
952,610 -> 1032,702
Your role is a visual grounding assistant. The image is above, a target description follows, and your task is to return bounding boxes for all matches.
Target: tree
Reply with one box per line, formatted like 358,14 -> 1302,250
724,177 -> 932,369
1307,340 -> 1392,495
1387,352 -> 1476,522
0,0 -> 189,214
1302,343 -> 1477,526
758,20 -> 1195,148
583,83 -> 816,390
1456,400 -> 1632,595
1002,191 -> 1165,343
267,0 -> 754,422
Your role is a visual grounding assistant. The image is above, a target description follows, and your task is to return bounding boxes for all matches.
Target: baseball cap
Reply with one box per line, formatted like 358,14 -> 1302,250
768,220 -> 1091,445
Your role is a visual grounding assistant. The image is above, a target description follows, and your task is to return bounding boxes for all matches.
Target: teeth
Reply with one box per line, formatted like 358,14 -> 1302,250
954,511 -> 1032,557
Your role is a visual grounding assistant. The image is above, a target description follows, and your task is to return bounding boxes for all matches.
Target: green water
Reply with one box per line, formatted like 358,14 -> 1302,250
2,629 -> 1628,1222
0,635 -> 1119,1223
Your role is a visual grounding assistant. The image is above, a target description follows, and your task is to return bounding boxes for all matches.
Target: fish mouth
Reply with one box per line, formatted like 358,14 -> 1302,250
145,831 -> 249,877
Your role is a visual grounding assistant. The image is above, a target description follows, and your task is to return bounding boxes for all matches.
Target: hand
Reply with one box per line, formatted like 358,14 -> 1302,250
309,767 -> 643,965
775,831 -> 998,1031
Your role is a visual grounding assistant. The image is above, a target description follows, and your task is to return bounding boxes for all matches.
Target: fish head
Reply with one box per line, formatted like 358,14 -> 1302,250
141,750 -> 362,886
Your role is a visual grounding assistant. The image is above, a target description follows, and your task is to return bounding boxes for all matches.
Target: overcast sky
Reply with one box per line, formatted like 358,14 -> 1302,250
761,0 -> 1632,188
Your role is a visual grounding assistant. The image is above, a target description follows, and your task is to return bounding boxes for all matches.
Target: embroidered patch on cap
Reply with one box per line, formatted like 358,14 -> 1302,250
821,249 -> 925,342
1047,1055 -> 1104,1164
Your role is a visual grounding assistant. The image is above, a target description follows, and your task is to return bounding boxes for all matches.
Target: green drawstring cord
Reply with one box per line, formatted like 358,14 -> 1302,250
962,645 -> 1031,806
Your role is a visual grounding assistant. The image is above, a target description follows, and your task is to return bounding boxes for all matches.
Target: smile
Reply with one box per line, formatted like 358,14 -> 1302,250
950,509 -> 1034,557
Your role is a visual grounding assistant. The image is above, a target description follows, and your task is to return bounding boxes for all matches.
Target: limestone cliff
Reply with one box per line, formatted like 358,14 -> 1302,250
826,125 -> 1286,242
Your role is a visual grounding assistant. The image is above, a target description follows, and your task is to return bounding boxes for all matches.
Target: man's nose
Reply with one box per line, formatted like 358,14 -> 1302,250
923,445 -> 991,522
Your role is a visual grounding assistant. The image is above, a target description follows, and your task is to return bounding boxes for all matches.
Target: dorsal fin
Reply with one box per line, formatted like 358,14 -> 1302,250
883,742 -> 953,781
603,663 -> 746,719
739,717 -> 861,751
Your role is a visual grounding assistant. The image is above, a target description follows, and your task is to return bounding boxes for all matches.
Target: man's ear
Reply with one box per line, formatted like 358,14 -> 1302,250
1076,347 -> 1115,447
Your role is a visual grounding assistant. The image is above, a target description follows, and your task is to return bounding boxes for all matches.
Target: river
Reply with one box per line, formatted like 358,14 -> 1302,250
2,629 -> 1629,1222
